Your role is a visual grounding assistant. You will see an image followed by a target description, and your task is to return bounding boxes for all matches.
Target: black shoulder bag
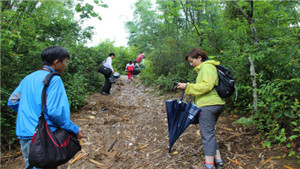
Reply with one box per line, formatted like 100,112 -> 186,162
98,58 -> 112,76
29,72 -> 81,168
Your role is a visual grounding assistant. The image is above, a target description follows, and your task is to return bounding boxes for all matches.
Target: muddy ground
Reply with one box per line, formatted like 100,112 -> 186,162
1,75 -> 299,169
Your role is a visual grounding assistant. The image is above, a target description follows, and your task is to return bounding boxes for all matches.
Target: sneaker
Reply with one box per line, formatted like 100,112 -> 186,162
190,165 -> 215,169
214,162 -> 224,169
100,92 -> 110,95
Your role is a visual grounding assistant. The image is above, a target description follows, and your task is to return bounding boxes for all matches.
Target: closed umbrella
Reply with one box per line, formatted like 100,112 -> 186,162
166,90 -> 200,152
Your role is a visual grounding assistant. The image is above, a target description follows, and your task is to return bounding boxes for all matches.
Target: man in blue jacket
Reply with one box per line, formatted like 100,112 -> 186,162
8,46 -> 84,169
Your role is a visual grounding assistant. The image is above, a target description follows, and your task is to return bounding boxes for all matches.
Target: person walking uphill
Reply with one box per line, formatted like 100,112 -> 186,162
101,53 -> 115,95
7,46 -> 84,169
126,61 -> 134,81
177,49 -> 225,169
135,53 -> 144,64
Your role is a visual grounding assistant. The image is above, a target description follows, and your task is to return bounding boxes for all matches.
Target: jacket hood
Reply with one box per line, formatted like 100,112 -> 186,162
194,60 -> 220,72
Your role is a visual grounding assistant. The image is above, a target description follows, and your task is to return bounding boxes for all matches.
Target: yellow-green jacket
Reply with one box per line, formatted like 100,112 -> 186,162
185,60 -> 225,107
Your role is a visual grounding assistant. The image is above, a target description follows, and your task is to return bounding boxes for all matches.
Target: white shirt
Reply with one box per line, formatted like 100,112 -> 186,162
103,57 -> 114,71
126,63 -> 134,69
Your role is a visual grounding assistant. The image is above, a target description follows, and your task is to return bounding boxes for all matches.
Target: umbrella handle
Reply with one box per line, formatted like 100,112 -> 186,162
180,90 -> 185,100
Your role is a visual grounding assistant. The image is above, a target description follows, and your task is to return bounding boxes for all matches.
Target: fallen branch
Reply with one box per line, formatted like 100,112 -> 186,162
70,153 -> 87,165
223,127 -> 234,132
108,138 -> 117,152
284,165 -> 294,169
89,159 -> 104,168
226,157 -> 244,167
0,151 -> 22,159
137,144 -> 149,150
262,157 -> 272,166
227,132 -> 256,140
235,153 -> 250,160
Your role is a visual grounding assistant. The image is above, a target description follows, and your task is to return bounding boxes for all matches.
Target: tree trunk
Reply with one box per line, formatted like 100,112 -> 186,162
234,0 -> 258,112
248,55 -> 258,111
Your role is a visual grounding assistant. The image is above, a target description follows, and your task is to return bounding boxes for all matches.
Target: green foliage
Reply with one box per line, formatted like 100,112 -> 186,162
0,0 -> 109,151
112,45 -> 140,75
64,73 -> 89,111
154,62 -> 197,91
234,117 -> 254,126
75,0 -> 108,21
254,79 -> 300,144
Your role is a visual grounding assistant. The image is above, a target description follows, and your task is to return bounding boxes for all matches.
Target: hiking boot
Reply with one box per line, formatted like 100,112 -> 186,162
214,162 -> 224,169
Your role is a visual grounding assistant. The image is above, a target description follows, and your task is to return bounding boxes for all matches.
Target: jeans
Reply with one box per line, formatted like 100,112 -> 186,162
19,139 -> 57,169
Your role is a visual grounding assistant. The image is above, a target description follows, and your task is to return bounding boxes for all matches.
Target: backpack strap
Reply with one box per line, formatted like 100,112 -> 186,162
41,72 -> 61,114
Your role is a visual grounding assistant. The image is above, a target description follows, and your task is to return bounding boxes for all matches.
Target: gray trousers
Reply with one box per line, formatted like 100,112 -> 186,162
198,105 -> 224,156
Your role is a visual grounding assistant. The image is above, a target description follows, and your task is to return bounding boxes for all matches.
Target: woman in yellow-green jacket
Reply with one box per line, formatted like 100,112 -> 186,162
177,49 -> 225,169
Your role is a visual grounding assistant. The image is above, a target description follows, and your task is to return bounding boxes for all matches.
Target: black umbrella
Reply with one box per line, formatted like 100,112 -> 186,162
166,90 -> 201,153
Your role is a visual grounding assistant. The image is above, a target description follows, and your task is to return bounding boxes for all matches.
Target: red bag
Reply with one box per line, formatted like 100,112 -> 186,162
127,66 -> 134,72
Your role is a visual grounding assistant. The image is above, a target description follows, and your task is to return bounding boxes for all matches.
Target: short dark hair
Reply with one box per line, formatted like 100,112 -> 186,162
185,48 -> 208,61
109,53 -> 115,57
41,46 -> 70,65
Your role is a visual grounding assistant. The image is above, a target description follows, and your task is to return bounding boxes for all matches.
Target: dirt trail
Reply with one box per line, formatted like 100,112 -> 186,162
1,75 -> 299,169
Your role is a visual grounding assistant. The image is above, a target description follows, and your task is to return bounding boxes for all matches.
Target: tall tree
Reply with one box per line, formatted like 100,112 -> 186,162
233,0 -> 258,112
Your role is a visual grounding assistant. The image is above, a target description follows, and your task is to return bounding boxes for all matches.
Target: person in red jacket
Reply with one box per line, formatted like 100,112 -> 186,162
126,61 -> 134,81
135,53 -> 144,63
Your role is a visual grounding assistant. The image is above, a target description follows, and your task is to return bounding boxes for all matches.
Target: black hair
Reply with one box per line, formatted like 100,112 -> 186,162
41,46 -> 70,65
109,53 -> 115,57
185,48 -> 208,61
129,61 -> 132,64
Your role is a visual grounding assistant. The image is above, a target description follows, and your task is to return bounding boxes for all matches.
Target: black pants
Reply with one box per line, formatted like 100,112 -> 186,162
101,73 -> 112,93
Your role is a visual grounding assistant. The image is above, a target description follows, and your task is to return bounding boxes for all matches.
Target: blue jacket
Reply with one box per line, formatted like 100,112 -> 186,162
8,66 -> 79,139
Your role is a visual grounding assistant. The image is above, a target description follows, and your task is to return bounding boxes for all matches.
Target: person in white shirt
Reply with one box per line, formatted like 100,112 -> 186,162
101,53 -> 115,95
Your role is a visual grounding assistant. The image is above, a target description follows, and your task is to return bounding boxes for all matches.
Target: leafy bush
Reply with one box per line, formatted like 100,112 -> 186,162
234,79 -> 300,156
254,79 -> 300,144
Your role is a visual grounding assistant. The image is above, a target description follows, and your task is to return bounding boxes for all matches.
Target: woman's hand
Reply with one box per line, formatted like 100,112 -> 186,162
177,82 -> 187,90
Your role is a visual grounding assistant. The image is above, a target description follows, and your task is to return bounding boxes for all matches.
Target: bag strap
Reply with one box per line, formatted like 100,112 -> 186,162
103,57 -> 108,64
41,72 -> 61,115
